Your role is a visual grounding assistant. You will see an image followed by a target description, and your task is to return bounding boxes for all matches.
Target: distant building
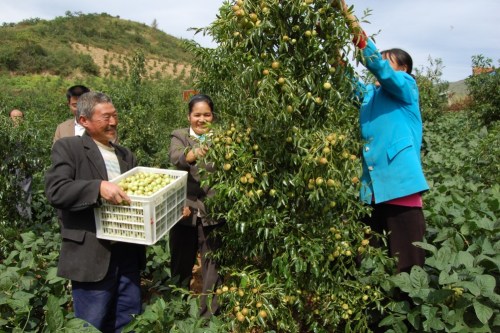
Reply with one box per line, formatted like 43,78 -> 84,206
183,89 -> 199,101
472,67 -> 494,76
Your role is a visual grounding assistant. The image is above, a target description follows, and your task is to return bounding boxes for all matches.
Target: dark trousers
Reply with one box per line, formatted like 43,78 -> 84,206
71,244 -> 142,333
169,220 -> 222,317
365,204 -> 426,273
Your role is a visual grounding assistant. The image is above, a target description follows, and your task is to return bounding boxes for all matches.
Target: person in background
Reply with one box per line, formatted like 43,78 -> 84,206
169,94 -> 223,317
339,0 -> 429,274
53,85 -> 90,142
45,92 -> 144,332
9,108 -> 32,220
9,108 -> 24,125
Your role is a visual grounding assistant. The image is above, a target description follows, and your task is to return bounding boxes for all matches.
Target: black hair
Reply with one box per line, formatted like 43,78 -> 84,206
381,48 -> 413,74
188,94 -> 214,115
66,85 -> 90,102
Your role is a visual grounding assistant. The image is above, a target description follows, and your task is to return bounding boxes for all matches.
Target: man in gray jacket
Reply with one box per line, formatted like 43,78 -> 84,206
45,92 -> 145,332
53,85 -> 90,142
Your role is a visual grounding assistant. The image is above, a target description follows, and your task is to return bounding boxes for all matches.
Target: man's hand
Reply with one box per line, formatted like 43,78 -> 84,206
182,206 -> 191,218
100,181 -> 131,205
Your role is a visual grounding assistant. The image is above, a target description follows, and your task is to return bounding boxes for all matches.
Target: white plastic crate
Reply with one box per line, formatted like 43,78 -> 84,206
94,167 -> 187,245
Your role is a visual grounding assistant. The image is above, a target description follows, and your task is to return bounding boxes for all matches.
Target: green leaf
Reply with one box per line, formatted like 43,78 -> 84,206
474,254 -> 500,272
240,274 -> 248,288
427,289 -> 454,304
443,308 -> 463,325
413,241 -> 436,254
140,308 -> 159,321
422,305 -> 445,331
188,297 -> 200,318
493,313 -> 500,327
391,320 -> 409,333
475,217 -> 495,231
379,314 -> 405,327
407,309 -> 421,330
427,317 -> 445,331
475,274 -> 496,296
430,246 -> 454,271
20,231 -> 37,245
473,300 -> 493,324
456,251 -> 475,268
479,238 -> 496,256
19,275 -> 37,291
6,298 -> 30,311
389,273 -> 413,293
12,290 -> 34,302
45,294 -> 64,332
46,267 -> 65,284
0,292 -> 8,305
64,318 -> 99,331
411,288 -> 431,301
458,281 -> 481,296
3,249 -> 19,264
438,270 -> 459,285
0,269 -> 19,290
409,266 -> 429,289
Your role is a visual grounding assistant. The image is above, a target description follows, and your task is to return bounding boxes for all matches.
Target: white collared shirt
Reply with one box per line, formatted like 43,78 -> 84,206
75,119 -> 85,136
189,127 -> 203,140
189,127 -> 213,143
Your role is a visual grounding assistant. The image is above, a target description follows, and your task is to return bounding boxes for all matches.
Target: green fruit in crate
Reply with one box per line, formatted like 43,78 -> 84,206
118,172 -> 174,196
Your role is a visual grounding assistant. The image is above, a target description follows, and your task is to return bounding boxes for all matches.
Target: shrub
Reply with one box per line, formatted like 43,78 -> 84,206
383,112 -> 500,332
415,56 -> 449,122
0,117 -> 46,224
185,0 -> 394,331
77,54 -> 100,76
466,55 -> 500,125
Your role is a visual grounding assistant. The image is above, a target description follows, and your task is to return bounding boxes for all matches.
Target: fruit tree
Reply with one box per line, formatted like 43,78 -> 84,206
186,0 -> 394,331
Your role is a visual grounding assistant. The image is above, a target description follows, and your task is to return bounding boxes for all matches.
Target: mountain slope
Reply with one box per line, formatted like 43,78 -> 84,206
448,79 -> 467,95
448,79 -> 468,103
0,12 -> 194,79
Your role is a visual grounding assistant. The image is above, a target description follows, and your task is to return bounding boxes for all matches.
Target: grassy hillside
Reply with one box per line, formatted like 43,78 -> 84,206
446,79 -> 469,105
448,79 -> 467,94
0,12 -> 194,79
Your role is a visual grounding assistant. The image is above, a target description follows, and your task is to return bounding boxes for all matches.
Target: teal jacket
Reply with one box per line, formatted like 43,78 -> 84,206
356,39 -> 429,204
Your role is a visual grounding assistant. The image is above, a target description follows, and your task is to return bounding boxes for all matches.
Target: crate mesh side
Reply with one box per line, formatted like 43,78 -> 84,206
154,186 -> 185,240
99,202 -> 147,240
95,168 -> 187,244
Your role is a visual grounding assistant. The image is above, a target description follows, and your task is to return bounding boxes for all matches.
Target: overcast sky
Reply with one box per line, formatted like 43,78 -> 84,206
1,0 -> 498,82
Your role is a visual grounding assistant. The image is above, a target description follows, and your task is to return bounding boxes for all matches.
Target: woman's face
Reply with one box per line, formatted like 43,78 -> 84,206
189,101 -> 213,135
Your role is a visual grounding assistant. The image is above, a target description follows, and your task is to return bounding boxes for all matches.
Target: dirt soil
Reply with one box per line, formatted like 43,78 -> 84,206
71,43 -> 192,79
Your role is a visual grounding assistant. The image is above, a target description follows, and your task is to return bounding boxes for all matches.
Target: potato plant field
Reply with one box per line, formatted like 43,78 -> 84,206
1,0 -> 499,332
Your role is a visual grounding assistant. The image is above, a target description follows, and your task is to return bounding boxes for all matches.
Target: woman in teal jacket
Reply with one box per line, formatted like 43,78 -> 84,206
342,0 -> 429,273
